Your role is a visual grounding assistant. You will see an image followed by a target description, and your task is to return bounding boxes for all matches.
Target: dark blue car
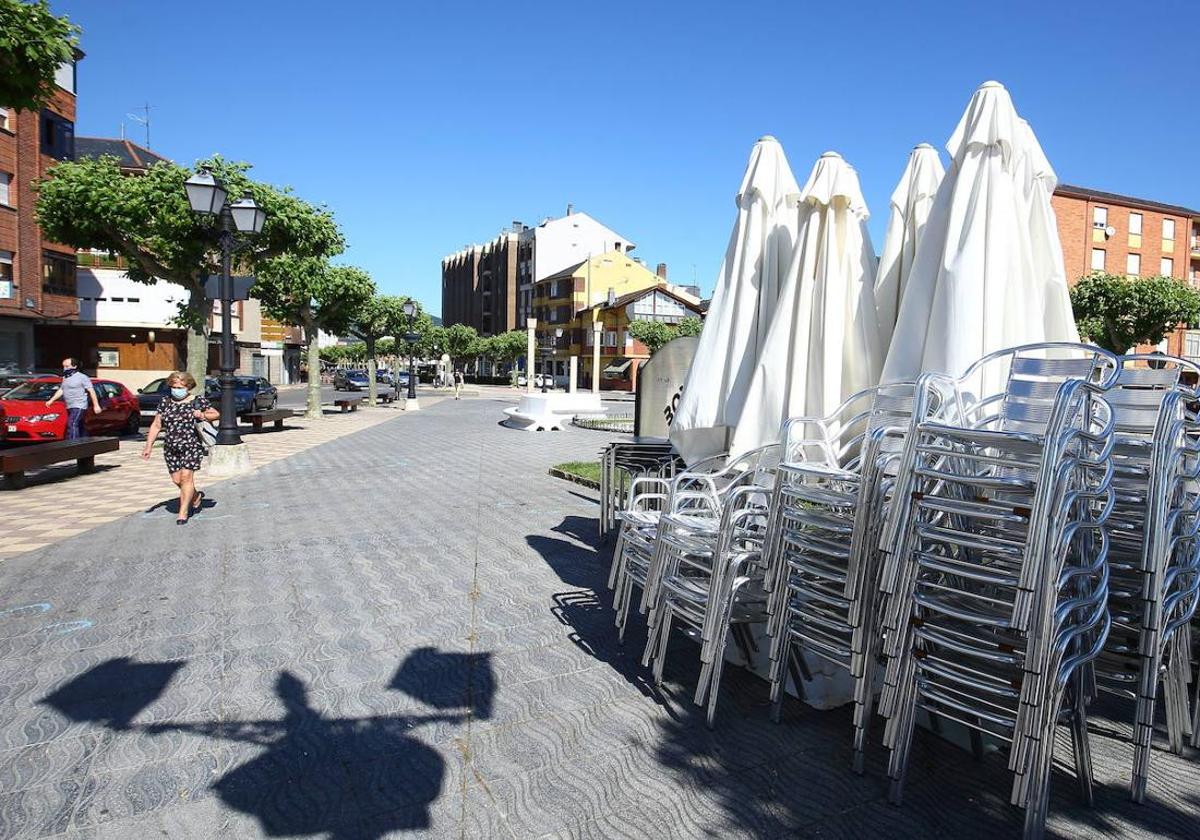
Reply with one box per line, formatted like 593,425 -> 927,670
204,376 -> 278,416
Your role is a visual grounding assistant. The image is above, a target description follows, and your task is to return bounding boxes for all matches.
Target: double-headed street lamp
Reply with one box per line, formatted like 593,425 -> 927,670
183,168 -> 266,448
401,300 -> 420,409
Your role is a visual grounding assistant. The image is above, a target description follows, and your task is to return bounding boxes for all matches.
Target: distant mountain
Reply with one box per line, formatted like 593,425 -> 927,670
429,314 -> 443,326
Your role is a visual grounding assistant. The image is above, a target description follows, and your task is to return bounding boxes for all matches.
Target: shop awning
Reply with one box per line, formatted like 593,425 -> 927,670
602,359 -> 632,377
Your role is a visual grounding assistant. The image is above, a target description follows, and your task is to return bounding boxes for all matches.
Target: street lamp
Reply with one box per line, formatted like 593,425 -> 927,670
183,168 -> 266,453
401,299 -> 420,409
540,327 -> 562,394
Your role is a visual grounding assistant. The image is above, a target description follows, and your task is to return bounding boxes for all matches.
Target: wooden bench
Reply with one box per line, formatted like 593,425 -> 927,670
376,389 -> 396,404
0,437 -> 120,489
333,396 -> 364,412
240,408 -> 298,432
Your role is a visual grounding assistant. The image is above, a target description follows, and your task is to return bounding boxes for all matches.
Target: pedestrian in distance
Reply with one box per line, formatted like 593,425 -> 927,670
454,369 -> 464,400
141,371 -> 219,525
44,357 -> 102,440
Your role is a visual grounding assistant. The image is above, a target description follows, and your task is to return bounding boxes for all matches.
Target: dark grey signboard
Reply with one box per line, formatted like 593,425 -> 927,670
203,275 -> 256,301
634,335 -> 699,438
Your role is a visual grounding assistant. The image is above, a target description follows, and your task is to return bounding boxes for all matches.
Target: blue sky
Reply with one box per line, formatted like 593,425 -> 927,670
58,0 -> 1200,315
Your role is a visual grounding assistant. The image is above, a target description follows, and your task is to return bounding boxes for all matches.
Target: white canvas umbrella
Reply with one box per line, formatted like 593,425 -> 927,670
669,136 -> 801,465
728,152 -> 884,459
881,81 -> 1080,385
874,143 -> 945,349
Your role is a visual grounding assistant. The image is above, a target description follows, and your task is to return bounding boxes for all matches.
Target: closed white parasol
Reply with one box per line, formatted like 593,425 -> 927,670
874,143 -> 945,348
881,81 -> 1080,384
669,136 -> 801,465
728,151 -> 884,459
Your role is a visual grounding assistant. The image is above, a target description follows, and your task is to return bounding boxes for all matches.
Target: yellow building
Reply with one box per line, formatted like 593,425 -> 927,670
532,250 -> 702,388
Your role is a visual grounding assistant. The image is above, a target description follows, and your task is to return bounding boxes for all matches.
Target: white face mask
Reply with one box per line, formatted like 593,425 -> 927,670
170,387 -> 188,399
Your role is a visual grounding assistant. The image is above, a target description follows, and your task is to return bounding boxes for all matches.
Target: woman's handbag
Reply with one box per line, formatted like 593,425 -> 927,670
196,419 -> 217,451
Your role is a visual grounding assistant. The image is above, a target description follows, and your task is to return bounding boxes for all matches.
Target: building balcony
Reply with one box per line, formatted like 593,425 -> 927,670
77,251 -> 128,270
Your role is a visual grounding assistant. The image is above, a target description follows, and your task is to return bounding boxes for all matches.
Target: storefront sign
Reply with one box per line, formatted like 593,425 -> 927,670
634,336 -> 698,438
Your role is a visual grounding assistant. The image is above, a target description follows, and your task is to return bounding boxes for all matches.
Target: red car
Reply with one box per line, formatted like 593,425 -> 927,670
0,376 -> 141,443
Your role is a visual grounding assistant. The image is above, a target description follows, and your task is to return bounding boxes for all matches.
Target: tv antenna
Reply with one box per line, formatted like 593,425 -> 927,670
126,103 -> 152,148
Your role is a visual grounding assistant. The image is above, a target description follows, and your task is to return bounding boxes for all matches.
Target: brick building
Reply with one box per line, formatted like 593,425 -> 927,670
1052,184 -> 1200,357
0,54 -> 82,371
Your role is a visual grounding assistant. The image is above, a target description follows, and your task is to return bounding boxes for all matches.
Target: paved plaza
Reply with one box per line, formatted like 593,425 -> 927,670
0,395 -> 1197,839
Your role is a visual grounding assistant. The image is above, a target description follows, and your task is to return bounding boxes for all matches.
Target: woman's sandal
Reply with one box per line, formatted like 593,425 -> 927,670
191,491 -> 205,513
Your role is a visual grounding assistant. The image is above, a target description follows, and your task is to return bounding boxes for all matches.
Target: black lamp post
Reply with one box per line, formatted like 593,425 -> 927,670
183,168 -> 266,447
402,300 -> 419,402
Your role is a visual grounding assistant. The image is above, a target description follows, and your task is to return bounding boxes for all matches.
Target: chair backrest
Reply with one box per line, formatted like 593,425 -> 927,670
937,343 -> 1119,436
781,383 -> 918,470
1109,354 -> 1197,438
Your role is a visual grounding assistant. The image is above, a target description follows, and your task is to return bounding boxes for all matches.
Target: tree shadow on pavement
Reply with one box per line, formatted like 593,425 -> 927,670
41,647 -> 495,838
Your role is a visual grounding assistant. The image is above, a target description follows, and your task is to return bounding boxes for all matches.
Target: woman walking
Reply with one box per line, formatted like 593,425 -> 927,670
141,371 -> 219,524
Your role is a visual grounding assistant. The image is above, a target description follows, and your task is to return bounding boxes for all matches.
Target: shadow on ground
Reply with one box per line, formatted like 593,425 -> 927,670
41,647 -> 495,838
527,512 -> 1200,839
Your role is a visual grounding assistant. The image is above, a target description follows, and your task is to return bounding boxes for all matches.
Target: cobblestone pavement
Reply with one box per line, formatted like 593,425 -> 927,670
0,396 -> 1196,839
0,397 -> 448,560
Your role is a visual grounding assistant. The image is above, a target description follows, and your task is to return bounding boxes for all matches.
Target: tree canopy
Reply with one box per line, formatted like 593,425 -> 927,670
627,317 -> 703,355
254,257 -> 374,418
36,154 -> 344,382
443,323 -> 481,368
0,0 -> 79,112
1069,273 -> 1200,355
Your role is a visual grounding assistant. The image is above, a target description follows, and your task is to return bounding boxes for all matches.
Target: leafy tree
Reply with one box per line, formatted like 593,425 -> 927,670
443,323 -> 480,371
1070,273 -> 1200,355
254,257 -> 374,419
417,325 -> 447,363
349,294 -> 405,406
627,317 -> 704,355
36,155 -> 343,384
486,330 -> 528,383
0,0 -> 79,112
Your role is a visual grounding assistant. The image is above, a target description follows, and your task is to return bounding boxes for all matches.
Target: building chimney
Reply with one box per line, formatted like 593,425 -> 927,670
656,262 -> 668,280
566,203 -> 574,216
606,287 -> 616,307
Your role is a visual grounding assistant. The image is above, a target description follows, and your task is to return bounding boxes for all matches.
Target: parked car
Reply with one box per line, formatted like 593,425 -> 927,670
395,371 -> 410,388
1,376 -> 140,442
204,376 -> 277,416
0,367 -> 58,394
333,369 -> 370,391
136,377 -> 173,421
375,369 -> 395,386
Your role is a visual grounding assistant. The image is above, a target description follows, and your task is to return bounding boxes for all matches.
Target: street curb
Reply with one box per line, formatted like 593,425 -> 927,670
547,467 -> 600,491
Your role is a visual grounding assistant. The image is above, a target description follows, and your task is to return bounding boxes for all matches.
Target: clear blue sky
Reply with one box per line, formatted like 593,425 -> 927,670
57,0 -> 1200,316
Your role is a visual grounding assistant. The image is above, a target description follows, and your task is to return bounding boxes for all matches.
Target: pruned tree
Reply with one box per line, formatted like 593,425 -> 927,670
627,317 -> 704,355
36,155 -> 343,384
0,0 -> 79,112
254,257 -> 375,419
486,330 -> 528,383
349,294 -> 405,406
443,323 -> 480,372
1070,273 -> 1200,355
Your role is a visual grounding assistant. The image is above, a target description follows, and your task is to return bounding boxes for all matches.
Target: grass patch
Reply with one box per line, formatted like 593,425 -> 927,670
553,461 -> 601,483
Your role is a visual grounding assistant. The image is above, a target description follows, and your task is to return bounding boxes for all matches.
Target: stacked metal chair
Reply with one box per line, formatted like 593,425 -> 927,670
758,382 -> 920,772
599,440 -> 678,538
638,445 -> 780,725
1093,355 -> 1200,803
608,453 -> 743,642
877,343 -> 1120,840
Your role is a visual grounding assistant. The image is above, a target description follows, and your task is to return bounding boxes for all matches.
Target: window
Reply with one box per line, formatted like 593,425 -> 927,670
1128,212 -> 1142,235
1092,207 -> 1108,228
42,252 -> 77,297
54,60 -> 75,93
0,172 -> 9,206
1126,253 -> 1141,276
0,251 -> 12,299
0,108 -> 10,131
40,111 -> 74,160
1162,257 -> 1174,277
1090,248 -> 1106,271
1163,218 -> 1176,241
1186,332 -> 1200,360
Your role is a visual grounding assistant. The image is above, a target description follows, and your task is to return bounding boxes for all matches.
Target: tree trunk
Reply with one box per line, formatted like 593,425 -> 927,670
304,316 -> 322,420
185,285 -> 211,386
366,337 -> 378,407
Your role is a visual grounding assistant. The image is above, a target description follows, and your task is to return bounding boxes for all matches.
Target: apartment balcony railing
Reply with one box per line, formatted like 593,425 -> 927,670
76,251 -> 128,269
